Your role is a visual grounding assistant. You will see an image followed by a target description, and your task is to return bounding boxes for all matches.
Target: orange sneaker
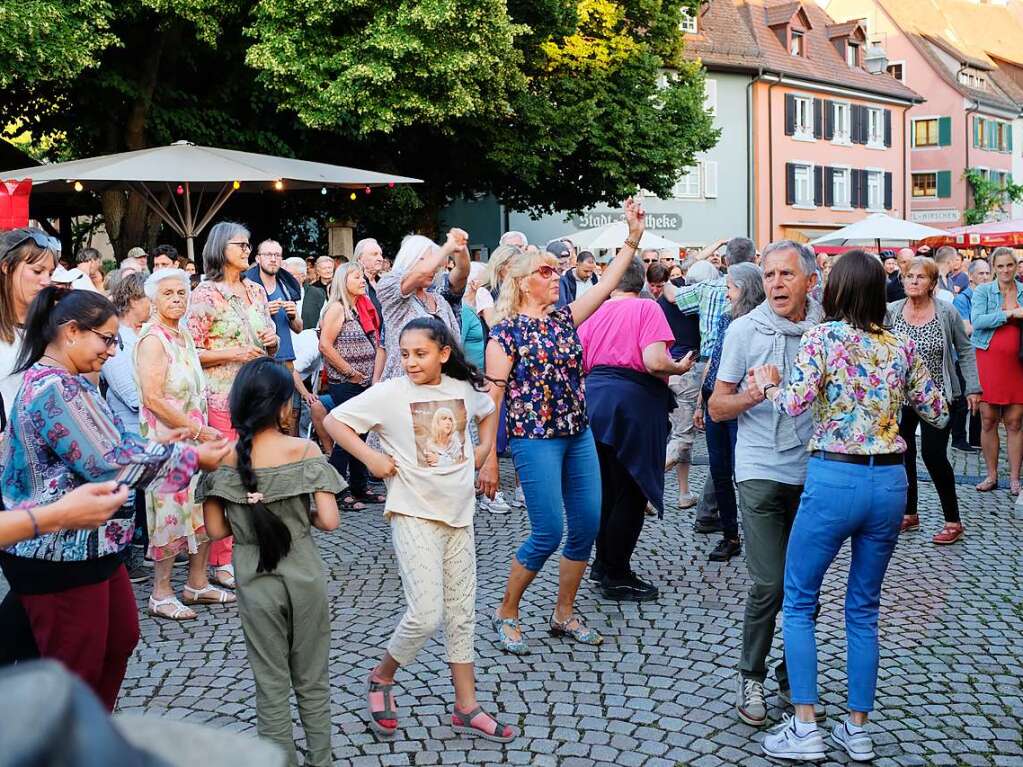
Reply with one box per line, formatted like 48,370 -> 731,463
932,523 -> 964,545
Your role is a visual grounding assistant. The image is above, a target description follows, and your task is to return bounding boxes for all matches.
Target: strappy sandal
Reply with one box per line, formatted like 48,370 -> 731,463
148,595 -> 197,621
491,614 -> 530,655
210,564 -> 236,589
365,672 -> 398,737
182,583 -> 237,605
549,612 -> 603,646
975,477 -> 998,492
355,490 -> 386,504
339,495 -> 367,511
451,705 -> 518,743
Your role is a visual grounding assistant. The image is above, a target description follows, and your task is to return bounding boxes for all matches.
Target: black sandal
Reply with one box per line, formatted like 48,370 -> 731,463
365,673 -> 398,736
339,495 -> 367,511
355,490 -> 386,504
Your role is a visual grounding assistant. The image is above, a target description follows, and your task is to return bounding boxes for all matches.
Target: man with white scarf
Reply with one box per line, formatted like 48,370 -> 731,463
708,240 -> 824,729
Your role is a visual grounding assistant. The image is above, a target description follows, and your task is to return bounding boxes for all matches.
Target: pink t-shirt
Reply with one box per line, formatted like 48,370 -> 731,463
577,297 -> 676,376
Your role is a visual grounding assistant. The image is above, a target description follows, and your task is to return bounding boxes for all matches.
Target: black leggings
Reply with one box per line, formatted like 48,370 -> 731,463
594,442 -> 648,579
899,406 -> 960,523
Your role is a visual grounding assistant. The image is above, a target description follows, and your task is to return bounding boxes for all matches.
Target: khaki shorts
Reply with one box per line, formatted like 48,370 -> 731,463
667,361 -> 703,466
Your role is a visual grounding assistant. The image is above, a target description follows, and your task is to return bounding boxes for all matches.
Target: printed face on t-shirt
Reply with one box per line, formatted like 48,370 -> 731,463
411,398 -> 468,468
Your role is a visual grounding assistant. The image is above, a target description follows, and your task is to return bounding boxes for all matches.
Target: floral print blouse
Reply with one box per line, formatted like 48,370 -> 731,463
771,321 -> 948,455
186,279 -> 273,414
1,365 -> 198,562
489,306 -> 587,439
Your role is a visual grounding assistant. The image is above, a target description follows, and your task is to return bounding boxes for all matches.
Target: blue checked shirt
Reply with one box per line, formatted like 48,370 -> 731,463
674,276 -> 729,359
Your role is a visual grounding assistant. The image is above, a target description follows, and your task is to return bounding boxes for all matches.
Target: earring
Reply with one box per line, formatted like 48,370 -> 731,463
66,339 -> 75,347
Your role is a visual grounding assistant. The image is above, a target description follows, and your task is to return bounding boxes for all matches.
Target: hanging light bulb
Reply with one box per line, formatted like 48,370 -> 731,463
350,192 -> 357,201
321,187 -> 327,195
232,180 -> 241,190
364,186 -> 372,195
73,181 -> 84,192
388,182 -> 395,188
176,184 -> 185,195
273,179 -> 284,191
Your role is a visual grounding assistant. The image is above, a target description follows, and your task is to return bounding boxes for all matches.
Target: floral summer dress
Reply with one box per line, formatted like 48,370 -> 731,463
135,321 -> 209,561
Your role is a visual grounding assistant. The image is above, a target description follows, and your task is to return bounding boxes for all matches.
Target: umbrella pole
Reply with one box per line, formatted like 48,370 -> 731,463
184,183 -> 195,266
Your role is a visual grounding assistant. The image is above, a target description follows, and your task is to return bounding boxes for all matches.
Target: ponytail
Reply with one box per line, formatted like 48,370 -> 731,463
399,317 -> 486,391
228,358 -> 296,573
15,286 -> 117,373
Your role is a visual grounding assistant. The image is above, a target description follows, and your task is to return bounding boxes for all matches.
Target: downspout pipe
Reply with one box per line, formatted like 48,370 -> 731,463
746,67 -> 767,241
767,73 -> 785,243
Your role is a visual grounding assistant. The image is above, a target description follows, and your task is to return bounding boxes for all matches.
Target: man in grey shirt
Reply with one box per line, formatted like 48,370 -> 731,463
708,240 -> 823,729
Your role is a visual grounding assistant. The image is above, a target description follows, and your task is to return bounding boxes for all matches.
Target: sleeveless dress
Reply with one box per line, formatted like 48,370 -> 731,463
135,321 -> 209,561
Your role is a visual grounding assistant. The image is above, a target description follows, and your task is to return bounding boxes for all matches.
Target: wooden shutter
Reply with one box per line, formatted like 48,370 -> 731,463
973,116 -> 981,147
785,94 -> 796,136
813,98 -> 823,139
852,169 -> 866,208
824,167 -> 835,207
884,171 -> 893,209
1008,127 -> 1014,153
703,160 -> 719,198
814,165 -> 824,206
823,101 -> 834,140
883,109 -> 892,147
936,170 -> 952,198
851,105 -> 864,144
938,116 -> 952,146
785,163 -> 796,204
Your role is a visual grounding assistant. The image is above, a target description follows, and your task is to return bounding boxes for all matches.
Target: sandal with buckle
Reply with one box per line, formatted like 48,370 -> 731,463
148,595 -> 197,621
365,672 -> 398,737
932,523 -> 965,545
182,583 -> 237,605
339,494 -> 367,511
355,490 -> 386,504
491,614 -> 530,655
549,612 -> 603,646
210,564 -> 236,589
451,705 -> 518,743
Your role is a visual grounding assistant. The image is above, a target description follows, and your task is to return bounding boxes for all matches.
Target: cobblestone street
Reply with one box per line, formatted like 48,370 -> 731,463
111,437 -> 1023,767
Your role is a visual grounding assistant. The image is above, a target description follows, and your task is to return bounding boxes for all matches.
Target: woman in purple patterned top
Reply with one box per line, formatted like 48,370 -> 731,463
482,198 -> 648,654
0,288 -> 230,710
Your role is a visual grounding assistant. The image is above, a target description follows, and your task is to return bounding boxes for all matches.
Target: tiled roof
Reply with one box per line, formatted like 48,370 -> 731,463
685,0 -> 920,101
919,33 -> 991,72
825,20 -> 864,40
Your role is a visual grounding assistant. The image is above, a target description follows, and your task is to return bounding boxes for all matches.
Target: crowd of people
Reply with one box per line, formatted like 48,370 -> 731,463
0,209 -> 1014,764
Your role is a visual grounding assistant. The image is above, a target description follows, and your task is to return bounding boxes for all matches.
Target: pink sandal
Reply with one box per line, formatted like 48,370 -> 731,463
365,673 -> 398,737
451,705 -> 518,743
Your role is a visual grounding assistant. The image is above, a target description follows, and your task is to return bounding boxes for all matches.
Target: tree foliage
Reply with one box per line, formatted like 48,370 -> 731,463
964,168 -> 1023,226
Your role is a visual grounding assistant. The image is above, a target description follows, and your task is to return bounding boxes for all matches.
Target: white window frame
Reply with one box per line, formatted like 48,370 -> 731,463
790,31 -> 805,57
793,96 -> 814,141
866,107 -> 885,148
679,8 -> 698,33
911,171 -> 939,200
866,168 -> 884,211
846,42 -> 859,68
793,162 -> 815,209
911,115 -> 941,150
886,60 -> 906,81
832,101 -> 852,145
673,163 -> 702,199
831,166 -> 852,209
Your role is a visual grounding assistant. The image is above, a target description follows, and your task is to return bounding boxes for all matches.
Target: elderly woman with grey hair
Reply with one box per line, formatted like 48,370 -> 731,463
186,221 -> 277,588
136,268 -> 236,618
578,256 -> 694,601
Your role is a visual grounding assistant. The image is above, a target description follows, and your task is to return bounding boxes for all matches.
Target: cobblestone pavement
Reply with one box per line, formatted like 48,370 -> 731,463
111,439 -> 1023,767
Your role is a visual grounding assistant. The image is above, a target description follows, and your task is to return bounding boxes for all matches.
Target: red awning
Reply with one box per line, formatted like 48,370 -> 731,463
920,218 -> 1023,249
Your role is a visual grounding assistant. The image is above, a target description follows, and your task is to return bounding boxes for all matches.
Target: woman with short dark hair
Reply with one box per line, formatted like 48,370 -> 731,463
754,250 -> 947,763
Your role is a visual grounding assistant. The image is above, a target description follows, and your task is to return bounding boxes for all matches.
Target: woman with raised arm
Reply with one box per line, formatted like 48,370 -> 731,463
482,197 -> 646,654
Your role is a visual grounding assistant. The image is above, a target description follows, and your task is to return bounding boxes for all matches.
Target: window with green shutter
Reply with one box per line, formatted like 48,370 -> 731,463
936,170 -> 952,198
938,116 -> 952,147
974,116 -> 981,147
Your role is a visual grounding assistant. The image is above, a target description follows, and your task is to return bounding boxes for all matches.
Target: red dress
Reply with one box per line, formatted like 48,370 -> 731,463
976,320 -> 1023,405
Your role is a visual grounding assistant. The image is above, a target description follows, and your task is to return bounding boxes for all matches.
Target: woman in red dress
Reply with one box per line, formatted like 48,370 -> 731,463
971,247 -> 1023,494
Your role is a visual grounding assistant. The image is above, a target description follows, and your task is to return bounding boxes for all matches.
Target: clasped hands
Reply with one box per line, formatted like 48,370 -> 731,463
745,364 -> 782,404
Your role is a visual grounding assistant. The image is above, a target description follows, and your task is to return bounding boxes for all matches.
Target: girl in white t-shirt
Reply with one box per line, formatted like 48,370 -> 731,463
326,317 -> 515,743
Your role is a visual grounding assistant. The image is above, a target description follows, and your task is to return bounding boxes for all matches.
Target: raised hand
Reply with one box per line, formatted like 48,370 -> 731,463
623,196 -> 646,241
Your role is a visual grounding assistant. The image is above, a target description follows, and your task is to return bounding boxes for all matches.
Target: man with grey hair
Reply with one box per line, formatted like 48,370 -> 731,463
499,230 -> 527,249
935,245 -> 968,295
708,239 -> 823,728
355,237 -> 385,320
301,255 -> 336,331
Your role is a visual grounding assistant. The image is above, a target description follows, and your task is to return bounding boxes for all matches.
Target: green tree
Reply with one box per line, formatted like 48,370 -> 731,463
964,168 -> 1023,226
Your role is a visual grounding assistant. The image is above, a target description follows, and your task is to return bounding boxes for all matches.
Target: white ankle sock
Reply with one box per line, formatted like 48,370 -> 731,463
794,718 -> 817,736
845,719 -> 866,734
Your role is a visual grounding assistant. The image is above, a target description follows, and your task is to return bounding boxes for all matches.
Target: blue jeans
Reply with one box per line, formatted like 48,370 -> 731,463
783,457 -> 907,712
328,382 -> 369,496
704,408 -> 739,539
509,429 -> 601,572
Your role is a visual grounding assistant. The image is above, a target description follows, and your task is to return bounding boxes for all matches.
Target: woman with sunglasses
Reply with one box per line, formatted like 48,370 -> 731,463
0,287 -> 230,709
186,221 -> 278,589
482,197 -> 646,653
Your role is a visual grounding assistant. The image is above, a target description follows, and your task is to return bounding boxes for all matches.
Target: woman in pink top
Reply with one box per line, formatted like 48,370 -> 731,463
577,257 -> 693,602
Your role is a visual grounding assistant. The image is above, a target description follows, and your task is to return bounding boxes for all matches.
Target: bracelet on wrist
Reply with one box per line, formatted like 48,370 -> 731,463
624,238 -> 641,250
25,508 -> 40,539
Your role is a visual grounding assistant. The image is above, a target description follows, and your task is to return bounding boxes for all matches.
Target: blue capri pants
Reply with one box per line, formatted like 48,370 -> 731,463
508,428 -> 602,572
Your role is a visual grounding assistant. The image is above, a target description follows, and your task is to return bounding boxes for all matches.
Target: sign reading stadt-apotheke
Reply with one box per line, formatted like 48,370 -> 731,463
573,211 -> 682,230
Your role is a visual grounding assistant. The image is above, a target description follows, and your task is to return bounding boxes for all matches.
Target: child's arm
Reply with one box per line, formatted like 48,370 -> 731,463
202,498 -> 232,540
325,418 -> 397,478
311,492 -> 340,531
474,409 -> 498,470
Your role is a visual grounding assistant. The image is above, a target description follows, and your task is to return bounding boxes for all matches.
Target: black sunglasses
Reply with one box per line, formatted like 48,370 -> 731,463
3,230 -> 62,259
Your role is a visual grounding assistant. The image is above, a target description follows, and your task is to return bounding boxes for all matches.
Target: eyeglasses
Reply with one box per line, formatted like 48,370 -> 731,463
532,265 -> 557,279
228,241 -> 252,252
642,258 -> 657,264
86,328 -> 120,349
2,230 -> 62,259
257,252 -> 282,260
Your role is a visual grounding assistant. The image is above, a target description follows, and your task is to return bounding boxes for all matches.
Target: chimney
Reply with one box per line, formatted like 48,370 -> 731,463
864,44 -> 889,74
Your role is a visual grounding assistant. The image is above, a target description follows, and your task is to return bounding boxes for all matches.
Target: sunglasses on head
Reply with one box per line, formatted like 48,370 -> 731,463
532,264 -> 557,279
3,229 -> 62,259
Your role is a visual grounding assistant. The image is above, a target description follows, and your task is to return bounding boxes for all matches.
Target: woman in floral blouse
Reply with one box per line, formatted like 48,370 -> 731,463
187,221 -> 278,588
0,287 -> 229,710
482,198 -> 646,654
753,250 -> 947,764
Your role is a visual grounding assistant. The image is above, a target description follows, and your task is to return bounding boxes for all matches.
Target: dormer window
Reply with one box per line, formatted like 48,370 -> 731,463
846,42 -> 859,67
790,30 -> 805,56
680,8 -> 698,33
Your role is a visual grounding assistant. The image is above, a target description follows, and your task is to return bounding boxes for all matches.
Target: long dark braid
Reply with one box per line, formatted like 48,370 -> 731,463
228,358 -> 295,573
399,317 -> 487,391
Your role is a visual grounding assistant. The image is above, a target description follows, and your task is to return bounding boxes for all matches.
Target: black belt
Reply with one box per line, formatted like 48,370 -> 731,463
811,450 -> 903,466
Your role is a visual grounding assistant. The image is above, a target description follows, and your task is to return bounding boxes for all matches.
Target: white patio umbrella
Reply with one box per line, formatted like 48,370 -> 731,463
0,140 -> 421,261
809,213 -> 946,248
562,220 -> 684,252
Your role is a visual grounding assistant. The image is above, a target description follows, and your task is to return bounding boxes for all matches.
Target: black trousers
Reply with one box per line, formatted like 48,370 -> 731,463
594,442 -> 648,579
899,406 -> 960,523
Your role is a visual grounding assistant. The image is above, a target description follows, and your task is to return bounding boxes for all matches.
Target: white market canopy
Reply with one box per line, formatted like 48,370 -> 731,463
809,213 -> 947,247
0,140 -> 421,259
562,220 -> 684,252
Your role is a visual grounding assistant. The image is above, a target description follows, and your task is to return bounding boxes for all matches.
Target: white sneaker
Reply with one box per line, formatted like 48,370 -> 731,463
762,715 -> 826,762
512,486 -> 526,508
482,491 -> 511,514
831,720 -> 874,762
